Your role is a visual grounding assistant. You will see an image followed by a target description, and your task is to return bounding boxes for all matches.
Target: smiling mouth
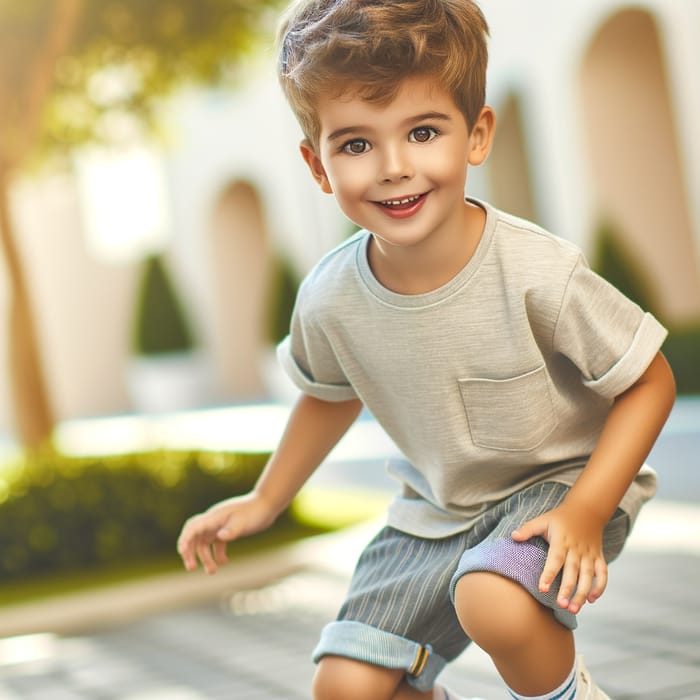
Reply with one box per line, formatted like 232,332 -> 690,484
375,192 -> 427,210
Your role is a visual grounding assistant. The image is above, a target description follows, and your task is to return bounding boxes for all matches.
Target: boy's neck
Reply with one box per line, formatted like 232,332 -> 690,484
367,200 -> 486,295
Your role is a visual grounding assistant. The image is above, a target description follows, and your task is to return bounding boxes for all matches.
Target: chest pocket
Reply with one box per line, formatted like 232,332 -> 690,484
458,365 -> 557,452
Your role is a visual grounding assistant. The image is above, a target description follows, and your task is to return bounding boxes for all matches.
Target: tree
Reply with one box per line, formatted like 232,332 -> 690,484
0,0 -> 284,448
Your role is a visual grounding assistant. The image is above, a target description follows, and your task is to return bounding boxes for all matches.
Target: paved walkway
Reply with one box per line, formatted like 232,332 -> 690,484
0,399 -> 697,699
0,507 -> 698,700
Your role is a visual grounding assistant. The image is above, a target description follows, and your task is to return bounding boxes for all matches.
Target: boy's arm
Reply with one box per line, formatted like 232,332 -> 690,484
512,351 -> 676,613
177,393 -> 363,574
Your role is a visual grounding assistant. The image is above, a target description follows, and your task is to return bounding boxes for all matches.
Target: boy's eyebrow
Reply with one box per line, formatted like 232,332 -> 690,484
326,111 -> 453,143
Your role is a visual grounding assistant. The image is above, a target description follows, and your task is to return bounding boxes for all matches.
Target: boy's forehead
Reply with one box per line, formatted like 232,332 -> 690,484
315,75 -> 456,120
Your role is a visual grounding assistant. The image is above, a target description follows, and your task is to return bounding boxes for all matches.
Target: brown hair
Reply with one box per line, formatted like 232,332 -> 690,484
277,0 -> 489,149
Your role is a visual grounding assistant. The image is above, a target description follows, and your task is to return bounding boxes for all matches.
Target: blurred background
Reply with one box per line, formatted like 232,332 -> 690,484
0,1 -> 698,697
0,0 -> 699,450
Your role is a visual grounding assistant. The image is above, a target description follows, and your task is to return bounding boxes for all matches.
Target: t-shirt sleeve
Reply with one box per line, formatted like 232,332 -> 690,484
552,255 -> 667,400
276,282 -> 358,402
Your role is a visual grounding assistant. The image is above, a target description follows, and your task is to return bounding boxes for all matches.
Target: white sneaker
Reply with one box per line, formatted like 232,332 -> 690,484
575,656 -> 612,700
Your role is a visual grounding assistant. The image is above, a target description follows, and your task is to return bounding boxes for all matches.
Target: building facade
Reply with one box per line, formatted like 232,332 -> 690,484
1,0 -> 699,437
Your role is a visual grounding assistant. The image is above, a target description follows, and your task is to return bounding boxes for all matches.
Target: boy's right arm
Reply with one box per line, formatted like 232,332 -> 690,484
177,393 -> 363,574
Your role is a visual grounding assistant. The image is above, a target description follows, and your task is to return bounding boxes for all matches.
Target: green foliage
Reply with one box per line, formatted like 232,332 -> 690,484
266,255 -> 300,345
0,449 -> 278,582
591,220 -> 700,394
131,254 -> 195,355
591,220 -> 657,316
0,0 -> 286,163
662,324 -> 700,395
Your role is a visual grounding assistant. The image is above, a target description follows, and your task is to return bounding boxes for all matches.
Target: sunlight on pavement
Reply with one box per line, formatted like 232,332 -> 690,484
0,634 -> 57,668
627,500 -> 700,555
120,688 -> 207,700
54,403 -> 400,462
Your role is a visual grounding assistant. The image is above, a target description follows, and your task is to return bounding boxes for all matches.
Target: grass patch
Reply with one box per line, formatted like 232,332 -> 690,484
0,485 -> 386,608
0,520 -> 326,608
291,486 -> 390,530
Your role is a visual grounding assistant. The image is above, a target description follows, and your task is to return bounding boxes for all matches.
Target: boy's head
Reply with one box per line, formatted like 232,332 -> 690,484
277,0 -> 489,150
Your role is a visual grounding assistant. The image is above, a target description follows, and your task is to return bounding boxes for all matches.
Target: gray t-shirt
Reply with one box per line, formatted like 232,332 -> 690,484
278,200 -> 666,537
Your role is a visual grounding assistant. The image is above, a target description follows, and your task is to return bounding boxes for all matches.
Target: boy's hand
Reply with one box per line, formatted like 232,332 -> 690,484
177,492 -> 275,575
511,502 -> 608,614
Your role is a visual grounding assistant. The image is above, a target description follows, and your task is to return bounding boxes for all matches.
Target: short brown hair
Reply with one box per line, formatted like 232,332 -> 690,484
277,0 -> 489,149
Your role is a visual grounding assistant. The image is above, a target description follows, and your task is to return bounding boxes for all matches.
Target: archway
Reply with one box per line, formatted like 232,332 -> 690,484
579,8 -> 700,323
487,92 -> 538,224
209,180 -> 271,400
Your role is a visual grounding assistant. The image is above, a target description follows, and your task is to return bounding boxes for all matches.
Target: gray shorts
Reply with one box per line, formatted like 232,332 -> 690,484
312,481 -> 629,692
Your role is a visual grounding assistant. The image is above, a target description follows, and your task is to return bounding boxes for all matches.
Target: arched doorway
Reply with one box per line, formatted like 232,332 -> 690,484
486,92 -> 538,224
209,181 -> 271,400
579,8 -> 700,324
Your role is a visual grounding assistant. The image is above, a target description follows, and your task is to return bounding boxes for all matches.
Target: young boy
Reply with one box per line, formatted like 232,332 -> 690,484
178,1 -> 676,698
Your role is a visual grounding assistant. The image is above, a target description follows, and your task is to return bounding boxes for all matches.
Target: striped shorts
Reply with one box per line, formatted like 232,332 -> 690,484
312,481 -> 629,691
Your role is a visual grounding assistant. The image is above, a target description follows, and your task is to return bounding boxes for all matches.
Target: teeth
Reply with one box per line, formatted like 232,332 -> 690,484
382,195 -> 420,206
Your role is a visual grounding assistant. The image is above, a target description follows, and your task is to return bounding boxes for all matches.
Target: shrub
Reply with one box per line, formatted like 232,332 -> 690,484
592,221 -> 700,394
0,449 -> 296,582
663,324 -> 700,394
132,254 -> 196,356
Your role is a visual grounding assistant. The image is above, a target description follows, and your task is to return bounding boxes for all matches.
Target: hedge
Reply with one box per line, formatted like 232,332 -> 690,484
0,449 -> 302,583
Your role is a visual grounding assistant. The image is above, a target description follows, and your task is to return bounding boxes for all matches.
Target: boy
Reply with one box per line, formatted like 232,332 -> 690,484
178,1 -> 676,698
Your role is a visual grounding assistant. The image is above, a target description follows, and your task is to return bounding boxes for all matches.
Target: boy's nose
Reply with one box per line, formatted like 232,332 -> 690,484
378,144 -> 414,183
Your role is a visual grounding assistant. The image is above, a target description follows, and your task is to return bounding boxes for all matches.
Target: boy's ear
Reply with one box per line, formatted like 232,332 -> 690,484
468,106 -> 496,166
300,139 -> 333,194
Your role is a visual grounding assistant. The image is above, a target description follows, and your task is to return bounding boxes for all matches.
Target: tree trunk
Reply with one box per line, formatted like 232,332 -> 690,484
0,0 -> 83,448
0,167 -> 54,448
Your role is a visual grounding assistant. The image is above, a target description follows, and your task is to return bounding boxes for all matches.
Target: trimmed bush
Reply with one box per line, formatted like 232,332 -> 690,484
592,221 -> 700,394
132,254 -> 196,356
663,324 -> 700,395
0,450 -> 298,582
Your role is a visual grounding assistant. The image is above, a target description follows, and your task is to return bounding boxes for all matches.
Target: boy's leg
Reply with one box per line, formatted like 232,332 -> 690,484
313,656 -> 466,700
449,482 -> 626,698
313,657 -> 424,699
454,572 -> 574,695
312,527 -> 475,697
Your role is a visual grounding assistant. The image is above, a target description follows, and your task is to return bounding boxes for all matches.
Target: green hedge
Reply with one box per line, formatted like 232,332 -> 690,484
663,324 -> 700,394
0,450 -> 303,583
592,221 -> 700,394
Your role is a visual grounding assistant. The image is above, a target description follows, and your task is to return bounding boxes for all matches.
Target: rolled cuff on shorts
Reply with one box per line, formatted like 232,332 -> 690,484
312,620 -> 447,692
449,537 -> 578,630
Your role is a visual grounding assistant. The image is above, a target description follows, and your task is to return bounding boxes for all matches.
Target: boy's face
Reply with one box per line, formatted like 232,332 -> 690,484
300,75 -> 493,251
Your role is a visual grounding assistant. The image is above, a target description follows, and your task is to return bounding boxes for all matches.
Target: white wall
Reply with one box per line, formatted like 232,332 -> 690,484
2,0 -> 699,439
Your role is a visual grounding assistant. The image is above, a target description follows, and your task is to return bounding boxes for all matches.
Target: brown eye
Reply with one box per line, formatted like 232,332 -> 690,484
343,139 -> 369,154
410,127 -> 438,143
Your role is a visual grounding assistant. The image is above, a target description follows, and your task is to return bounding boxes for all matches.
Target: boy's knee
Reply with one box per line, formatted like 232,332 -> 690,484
454,571 -> 546,654
312,655 -> 404,700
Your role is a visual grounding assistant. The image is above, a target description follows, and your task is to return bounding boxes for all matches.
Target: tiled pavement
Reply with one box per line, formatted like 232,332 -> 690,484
0,399 -> 698,699
0,505 -> 698,700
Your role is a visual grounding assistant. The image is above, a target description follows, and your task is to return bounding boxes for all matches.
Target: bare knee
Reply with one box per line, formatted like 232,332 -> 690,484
313,656 -> 404,700
454,572 -> 554,654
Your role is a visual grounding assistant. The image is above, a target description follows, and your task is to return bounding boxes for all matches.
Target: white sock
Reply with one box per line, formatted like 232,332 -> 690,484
506,661 -> 577,700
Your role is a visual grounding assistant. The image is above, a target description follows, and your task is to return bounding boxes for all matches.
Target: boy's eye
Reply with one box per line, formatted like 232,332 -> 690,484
342,139 -> 370,155
410,127 -> 438,143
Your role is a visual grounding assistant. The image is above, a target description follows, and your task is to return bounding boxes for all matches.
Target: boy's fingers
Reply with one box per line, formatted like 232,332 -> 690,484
197,543 -> 218,575
556,551 -> 579,606
539,545 -> 565,593
179,547 -> 198,571
568,559 -> 595,613
511,515 -> 546,542
213,539 -> 228,566
587,559 -> 608,603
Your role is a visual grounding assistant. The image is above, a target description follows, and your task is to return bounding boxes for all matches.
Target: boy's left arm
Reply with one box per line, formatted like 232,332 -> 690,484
512,351 -> 676,614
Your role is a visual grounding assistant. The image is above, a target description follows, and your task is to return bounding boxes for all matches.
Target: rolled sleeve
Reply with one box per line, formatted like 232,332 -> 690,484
553,256 -> 668,400
277,336 -> 358,402
581,312 -> 667,399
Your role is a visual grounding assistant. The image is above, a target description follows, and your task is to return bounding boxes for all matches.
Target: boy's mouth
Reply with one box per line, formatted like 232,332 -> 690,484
374,192 -> 428,217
